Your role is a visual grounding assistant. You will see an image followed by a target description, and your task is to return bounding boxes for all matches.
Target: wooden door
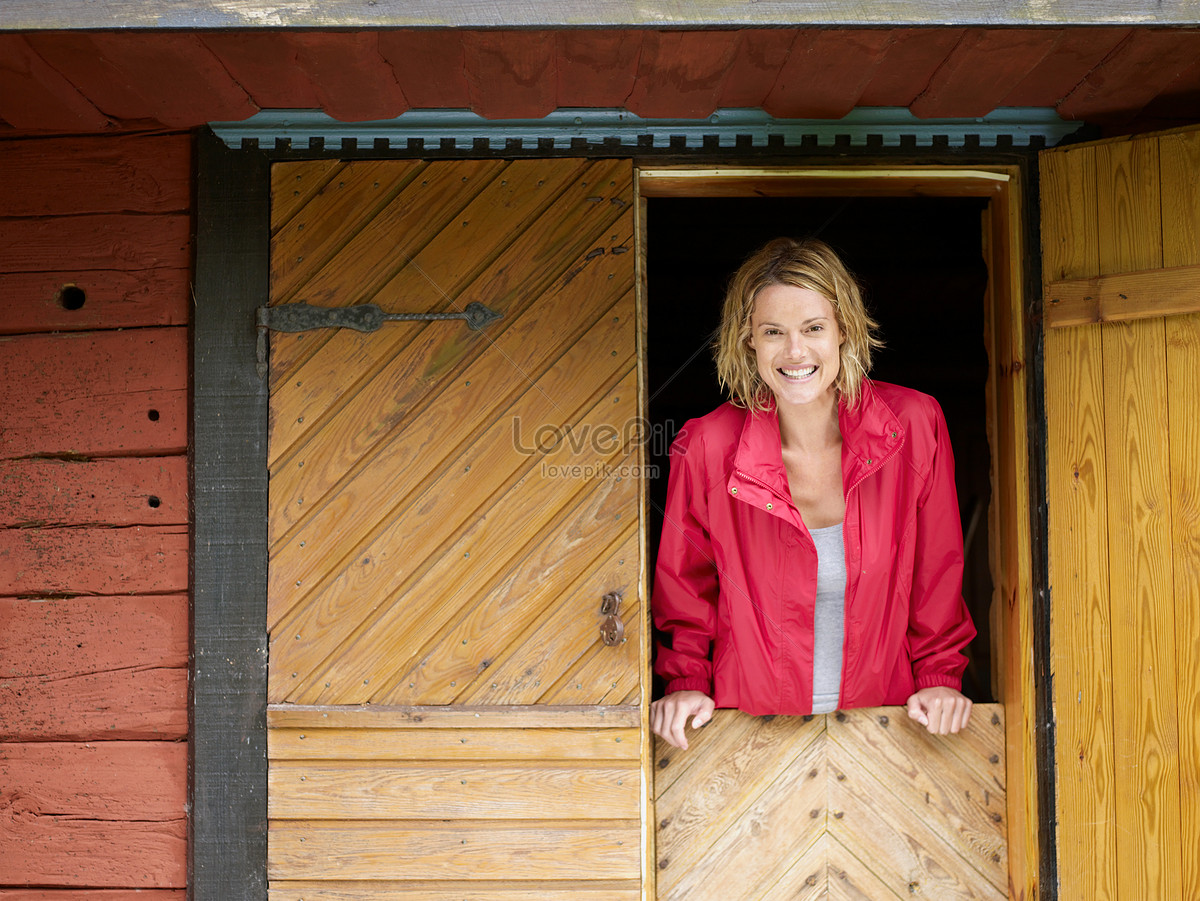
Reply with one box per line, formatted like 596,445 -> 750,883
263,158 -> 647,900
1041,127 -> 1200,901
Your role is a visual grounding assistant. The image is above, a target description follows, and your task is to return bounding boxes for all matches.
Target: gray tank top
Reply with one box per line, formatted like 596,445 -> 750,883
809,522 -> 846,714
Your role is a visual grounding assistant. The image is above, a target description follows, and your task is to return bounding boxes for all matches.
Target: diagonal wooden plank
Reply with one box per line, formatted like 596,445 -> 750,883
457,528 -> 640,704
538,596 -> 644,706
266,288 -> 634,697
825,835 -> 906,901
658,731 -> 828,901
829,707 -> 1006,895
267,160 -> 634,541
265,237 -> 633,631
266,157 -> 513,431
270,159 -> 343,234
828,746 -> 1005,900
276,368 -> 639,704
375,445 -> 639,705
756,832 -> 831,901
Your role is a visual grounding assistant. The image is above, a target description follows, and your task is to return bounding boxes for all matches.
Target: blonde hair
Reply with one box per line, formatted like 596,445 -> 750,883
714,237 -> 883,411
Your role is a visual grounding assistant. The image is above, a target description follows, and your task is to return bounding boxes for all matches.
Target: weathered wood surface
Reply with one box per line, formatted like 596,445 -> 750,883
0,328 -> 187,458
0,213 -> 190,273
653,706 -> 1006,901
0,457 -> 186,527
3,27 -> 1200,134
0,594 -> 188,740
0,269 -> 190,335
1042,126 -> 1200,901
0,525 -> 188,596
1161,128 -> 1200,901
266,884 -> 639,901
0,742 -> 187,887
2,1 -> 1198,29
0,892 -> 184,900
0,133 -> 191,217
1045,261 -> 1200,326
267,703 -> 641,729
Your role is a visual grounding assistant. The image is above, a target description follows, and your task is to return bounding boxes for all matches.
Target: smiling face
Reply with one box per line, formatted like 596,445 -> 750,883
748,283 -> 844,411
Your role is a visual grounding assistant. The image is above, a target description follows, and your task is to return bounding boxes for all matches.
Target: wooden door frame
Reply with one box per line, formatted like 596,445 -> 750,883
635,163 -> 1051,901
192,131 -> 1055,900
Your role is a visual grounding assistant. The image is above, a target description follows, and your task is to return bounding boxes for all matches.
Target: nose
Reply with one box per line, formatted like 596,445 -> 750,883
786,330 -> 808,357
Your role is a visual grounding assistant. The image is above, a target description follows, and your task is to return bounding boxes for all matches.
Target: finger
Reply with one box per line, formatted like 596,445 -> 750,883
906,695 -> 928,726
669,704 -> 692,750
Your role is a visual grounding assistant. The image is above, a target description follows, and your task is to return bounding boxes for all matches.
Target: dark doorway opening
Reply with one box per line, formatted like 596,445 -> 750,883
646,195 -> 995,704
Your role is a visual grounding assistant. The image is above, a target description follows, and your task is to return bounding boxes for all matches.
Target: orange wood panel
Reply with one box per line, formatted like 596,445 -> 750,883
1095,135 -> 1182,901
0,457 -> 186,528
0,525 -> 188,596
0,328 -> 187,458
0,268 -> 190,335
267,884 -> 638,901
0,742 -> 186,887
1041,140 -> 1118,901
763,30 -> 895,119
1044,262 -> 1200,326
1160,127 -> 1200,901
0,594 -> 187,741
462,30 -> 558,120
269,727 -> 640,761
0,133 -> 191,217
624,31 -> 742,119
0,213 -> 190,273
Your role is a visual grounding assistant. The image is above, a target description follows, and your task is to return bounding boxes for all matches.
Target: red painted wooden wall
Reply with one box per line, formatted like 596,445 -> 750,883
0,132 -> 192,899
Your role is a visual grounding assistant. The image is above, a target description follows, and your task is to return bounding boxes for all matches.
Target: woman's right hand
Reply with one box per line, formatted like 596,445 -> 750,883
650,690 -> 716,750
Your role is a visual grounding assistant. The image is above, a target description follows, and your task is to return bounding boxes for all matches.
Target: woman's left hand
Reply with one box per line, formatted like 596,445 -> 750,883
905,686 -> 972,735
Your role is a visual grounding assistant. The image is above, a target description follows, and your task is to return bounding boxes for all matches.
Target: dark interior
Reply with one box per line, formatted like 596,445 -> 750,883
646,195 -> 995,704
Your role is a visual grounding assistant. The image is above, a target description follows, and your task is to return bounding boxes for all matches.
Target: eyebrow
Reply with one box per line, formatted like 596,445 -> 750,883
755,317 -> 830,328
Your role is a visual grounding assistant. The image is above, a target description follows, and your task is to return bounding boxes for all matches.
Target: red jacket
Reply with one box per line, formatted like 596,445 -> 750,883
653,380 -> 975,715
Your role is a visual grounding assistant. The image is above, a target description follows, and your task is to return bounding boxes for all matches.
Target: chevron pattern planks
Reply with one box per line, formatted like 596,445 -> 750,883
654,706 -> 1007,900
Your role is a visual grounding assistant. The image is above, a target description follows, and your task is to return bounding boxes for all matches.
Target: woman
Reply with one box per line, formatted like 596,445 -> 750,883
650,237 -> 975,750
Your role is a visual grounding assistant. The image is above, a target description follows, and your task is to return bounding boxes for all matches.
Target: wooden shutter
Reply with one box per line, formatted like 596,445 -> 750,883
263,158 -> 646,900
1041,126 -> 1200,901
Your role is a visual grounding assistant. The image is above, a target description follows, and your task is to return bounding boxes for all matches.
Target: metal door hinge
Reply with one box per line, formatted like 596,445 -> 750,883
600,590 -> 625,646
255,301 -> 502,377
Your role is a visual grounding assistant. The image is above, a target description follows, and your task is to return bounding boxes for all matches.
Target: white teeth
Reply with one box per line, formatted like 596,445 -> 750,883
781,365 -> 816,378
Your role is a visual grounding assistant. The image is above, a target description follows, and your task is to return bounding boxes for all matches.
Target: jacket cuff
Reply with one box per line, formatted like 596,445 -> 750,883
665,676 -> 713,695
915,672 -> 962,692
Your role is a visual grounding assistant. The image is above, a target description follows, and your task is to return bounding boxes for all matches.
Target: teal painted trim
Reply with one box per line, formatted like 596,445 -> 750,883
209,107 -> 1083,152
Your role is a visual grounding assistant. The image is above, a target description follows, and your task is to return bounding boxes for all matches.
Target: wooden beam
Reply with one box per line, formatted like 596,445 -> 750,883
191,126 -> 270,901
1043,262 -> 1200,327
2,0 -> 1199,29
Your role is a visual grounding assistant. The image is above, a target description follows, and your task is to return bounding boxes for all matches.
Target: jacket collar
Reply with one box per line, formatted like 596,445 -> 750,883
731,380 -> 904,498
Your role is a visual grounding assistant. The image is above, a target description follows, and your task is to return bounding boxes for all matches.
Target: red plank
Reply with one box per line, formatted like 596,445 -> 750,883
0,893 -> 184,900
625,30 -> 741,119
200,32 -> 323,110
25,32 -> 256,128
377,30 -> 472,109
1058,29 -> 1200,124
0,35 -> 111,132
0,892 -> 183,900
0,213 -> 190,273
909,28 -> 1062,118
0,742 -> 187,887
463,30 -> 558,120
0,457 -> 187,528
0,525 -> 188,596
290,32 -> 409,122
1138,55 -> 1200,125
763,29 -> 896,118
857,27 -> 967,107
0,328 -> 187,459
0,133 -> 191,217
555,30 -> 643,109
1000,28 -> 1130,108
0,268 -> 190,335
716,29 -> 798,109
